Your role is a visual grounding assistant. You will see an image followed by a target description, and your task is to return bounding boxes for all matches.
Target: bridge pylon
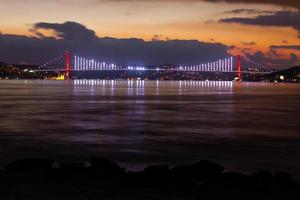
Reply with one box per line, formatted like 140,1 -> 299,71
237,55 -> 242,81
65,50 -> 71,80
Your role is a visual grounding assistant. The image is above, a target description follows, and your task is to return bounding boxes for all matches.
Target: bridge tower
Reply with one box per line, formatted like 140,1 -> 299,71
237,55 -> 241,81
65,50 -> 71,80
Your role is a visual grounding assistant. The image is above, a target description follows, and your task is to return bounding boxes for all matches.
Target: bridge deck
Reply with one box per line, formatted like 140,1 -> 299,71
33,69 -> 273,74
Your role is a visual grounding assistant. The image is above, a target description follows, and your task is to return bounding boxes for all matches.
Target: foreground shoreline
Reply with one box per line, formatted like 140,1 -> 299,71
0,157 -> 299,199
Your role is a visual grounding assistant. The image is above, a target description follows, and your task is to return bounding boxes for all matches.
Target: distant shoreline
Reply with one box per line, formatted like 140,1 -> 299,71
0,79 -> 299,84
1,62 -> 299,83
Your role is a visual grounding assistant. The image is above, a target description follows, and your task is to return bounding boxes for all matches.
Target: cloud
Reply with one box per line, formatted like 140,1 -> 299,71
31,21 -> 98,41
245,50 -> 299,68
282,40 -> 289,44
270,45 -> 300,51
290,53 -> 298,64
227,45 -> 236,50
241,41 -> 256,46
151,34 -> 170,41
0,22 -> 230,66
202,0 -> 300,9
219,11 -> 300,37
224,9 -> 274,15
245,51 -> 266,64
103,0 -> 300,10
1,21 -> 298,68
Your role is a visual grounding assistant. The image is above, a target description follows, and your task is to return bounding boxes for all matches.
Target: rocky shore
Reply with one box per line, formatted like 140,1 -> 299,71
0,157 -> 299,199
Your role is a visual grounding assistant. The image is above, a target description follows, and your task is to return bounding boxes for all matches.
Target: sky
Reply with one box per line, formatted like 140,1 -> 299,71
0,0 -> 300,68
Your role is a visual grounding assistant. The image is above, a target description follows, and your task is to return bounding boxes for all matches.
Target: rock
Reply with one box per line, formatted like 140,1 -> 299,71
171,160 -> 224,181
221,172 -> 250,189
251,170 -> 273,190
143,165 -> 170,178
274,172 -> 295,187
6,158 -> 54,172
59,162 -> 85,170
90,157 -> 124,175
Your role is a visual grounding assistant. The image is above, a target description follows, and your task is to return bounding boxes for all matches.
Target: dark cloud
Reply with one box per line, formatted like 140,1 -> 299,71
282,40 -> 289,44
151,34 -> 169,41
224,9 -> 274,15
245,50 -> 299,68
108,0 -> 300,10
245,51 -> 266,64
202,0 -> 300,9
290,53 -> 298,64
1,21 -> 298,68
241,41 -> 256,46
219,11 -> 300,37
268,48 -> 279,58
0,22 -> 229,66
227,45 -> 236,50
31,22 -> 98,41
270,45 -> 300,51
241,47 -> 252,54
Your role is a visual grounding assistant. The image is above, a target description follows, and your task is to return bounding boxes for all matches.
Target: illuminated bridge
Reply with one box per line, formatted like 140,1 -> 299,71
36,50 -> 272,81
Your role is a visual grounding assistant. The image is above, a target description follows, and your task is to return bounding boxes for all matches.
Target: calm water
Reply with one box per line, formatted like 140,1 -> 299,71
0,80 -> 300,176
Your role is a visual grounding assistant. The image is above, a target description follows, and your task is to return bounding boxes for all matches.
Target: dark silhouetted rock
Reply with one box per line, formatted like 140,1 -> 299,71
90,157 -> 124,175
5,158 -> 53,172
274,172 -> 295,187
191,160 -> 224,175
143,165 -> 170,179
171,160 -> 224,182
221,172 -> 250,190
0,158 -> 299,200
59,162 -> 85,170
251,170 -> 273,191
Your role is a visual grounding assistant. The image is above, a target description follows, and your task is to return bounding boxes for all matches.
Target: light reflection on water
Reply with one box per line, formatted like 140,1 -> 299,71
0,80 -> 299,176
72,80 -> 234,96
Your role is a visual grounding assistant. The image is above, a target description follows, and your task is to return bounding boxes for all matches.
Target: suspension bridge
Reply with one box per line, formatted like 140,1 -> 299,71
37,51 -> 272,81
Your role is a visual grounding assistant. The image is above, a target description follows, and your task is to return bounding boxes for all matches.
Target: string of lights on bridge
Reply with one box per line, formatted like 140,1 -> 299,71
41,55 -> 64,68
73,55 -> 235,72
39,52 -> 269,74
243,56 -> 268,69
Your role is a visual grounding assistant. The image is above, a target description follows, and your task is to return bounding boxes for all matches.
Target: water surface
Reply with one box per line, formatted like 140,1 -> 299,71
0,80 -> 299,176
